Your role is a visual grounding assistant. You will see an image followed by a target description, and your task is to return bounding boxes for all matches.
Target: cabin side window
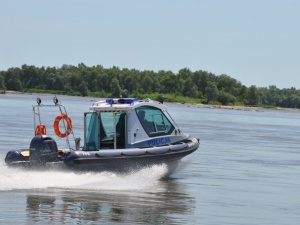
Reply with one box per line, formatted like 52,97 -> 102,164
136,106 -> 174,137
84,112 -> 100,150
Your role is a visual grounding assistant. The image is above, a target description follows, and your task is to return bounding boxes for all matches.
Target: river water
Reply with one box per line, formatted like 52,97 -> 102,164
0,93 -> 299,225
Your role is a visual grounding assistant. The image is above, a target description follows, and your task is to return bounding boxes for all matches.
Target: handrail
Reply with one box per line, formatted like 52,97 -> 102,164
32,96 -> 77,150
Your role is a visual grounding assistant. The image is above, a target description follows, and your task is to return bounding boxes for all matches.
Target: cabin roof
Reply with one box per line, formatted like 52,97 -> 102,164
89,98 -> 167,112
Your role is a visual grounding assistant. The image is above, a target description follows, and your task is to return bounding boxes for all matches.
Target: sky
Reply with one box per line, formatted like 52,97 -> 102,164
1,0 -> 300,89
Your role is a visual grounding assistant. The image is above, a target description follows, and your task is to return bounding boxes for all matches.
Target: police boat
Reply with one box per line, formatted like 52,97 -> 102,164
5,97 -> 199,176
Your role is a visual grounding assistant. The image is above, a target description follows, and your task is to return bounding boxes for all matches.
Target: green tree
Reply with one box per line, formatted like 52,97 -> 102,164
7,78 -> 22,91
218,90 -> 236,105
0,75 -> 5,90
245,85 -> 260,106
123,74 -> 139,93
183,78 -> 198,98
21,64 -> 41,88
110,78 -> 121,97
192,70 -> 208,94
54,76 -> 65,90
205,81 -> 219,103
160,70 -> 181,94
178,68 -> 192,80
140,74 -> 153,93
78,82 -> 89,96
217,74 -> 240,94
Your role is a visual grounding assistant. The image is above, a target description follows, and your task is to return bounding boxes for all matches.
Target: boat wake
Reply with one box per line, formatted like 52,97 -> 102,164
0,162 -> 168,192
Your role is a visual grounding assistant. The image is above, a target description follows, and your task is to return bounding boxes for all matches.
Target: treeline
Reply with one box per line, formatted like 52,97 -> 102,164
0,63 -> 300,108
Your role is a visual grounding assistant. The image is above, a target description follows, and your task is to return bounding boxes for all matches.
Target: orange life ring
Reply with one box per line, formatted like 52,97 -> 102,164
35,124 -> 46,136
53,114 -> 72,138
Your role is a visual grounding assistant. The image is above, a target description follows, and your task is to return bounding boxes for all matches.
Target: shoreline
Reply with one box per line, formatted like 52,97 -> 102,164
3,90 -> 300,112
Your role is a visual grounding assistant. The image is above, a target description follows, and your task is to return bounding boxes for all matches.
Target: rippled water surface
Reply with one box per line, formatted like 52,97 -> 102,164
0,94 -> 300,225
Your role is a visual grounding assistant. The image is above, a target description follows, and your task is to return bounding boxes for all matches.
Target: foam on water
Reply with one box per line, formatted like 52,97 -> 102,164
0,162 -> 168,192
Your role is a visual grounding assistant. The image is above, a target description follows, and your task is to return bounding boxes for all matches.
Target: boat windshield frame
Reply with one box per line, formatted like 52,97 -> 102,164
84,111 -> 127,150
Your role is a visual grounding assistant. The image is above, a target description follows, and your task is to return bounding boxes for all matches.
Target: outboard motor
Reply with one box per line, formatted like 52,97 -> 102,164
29,135 -> 58,165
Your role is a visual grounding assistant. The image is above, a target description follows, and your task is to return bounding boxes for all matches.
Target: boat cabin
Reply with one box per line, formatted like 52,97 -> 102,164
84,98 -> 181,150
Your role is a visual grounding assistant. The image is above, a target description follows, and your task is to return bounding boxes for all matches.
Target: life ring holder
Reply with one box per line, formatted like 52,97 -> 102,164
53,114 -> 72,138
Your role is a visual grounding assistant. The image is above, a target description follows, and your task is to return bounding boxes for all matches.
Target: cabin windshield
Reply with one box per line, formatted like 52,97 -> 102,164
84,111 -> 127,150
136,106 -> 174,137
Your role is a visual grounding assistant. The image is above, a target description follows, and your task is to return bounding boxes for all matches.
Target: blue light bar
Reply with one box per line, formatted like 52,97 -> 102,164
106,98 -> 138,104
